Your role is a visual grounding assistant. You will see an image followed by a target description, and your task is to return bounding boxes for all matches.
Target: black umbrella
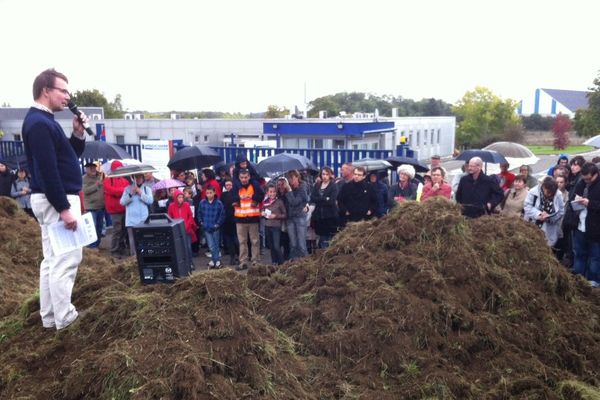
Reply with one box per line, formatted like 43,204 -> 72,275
454,149 -> 507,164
80,141 -> 131,160
212,160 -> 235,174
167,145 -> 222,171
385,156 -> 429,172
256,153 -> 317,178
1,154 -> 28,170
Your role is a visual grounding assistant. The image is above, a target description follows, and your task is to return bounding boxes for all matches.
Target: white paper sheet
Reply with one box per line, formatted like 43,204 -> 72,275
48,212 -> 98,255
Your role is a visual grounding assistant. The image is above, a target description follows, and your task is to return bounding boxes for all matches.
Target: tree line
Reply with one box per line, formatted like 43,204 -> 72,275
70,71 -> 600,149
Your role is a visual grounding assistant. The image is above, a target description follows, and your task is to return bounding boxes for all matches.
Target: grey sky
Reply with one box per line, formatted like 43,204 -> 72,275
1,0 -> 599,113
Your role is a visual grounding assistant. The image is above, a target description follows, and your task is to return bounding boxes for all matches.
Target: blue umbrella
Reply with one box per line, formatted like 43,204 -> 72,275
454,149 -> 507,164
454,149 -> 507,174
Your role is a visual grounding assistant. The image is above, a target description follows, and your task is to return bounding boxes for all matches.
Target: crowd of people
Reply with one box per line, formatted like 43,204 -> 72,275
4,149 -> 600,288
455,154 -> 600,289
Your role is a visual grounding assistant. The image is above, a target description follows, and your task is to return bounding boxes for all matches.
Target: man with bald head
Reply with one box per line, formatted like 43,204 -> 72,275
455,157 -> 504,218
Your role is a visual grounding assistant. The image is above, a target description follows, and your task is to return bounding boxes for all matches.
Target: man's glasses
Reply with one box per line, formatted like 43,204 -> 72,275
49,87 -> 70,95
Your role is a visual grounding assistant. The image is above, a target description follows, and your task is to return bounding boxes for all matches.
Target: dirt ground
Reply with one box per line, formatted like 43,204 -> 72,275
2,196 -> 600,399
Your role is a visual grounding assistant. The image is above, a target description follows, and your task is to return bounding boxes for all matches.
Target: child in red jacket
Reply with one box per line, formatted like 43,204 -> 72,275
168,190 -> 197,270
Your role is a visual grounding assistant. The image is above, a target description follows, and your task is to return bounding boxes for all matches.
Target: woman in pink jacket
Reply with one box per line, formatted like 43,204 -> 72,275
421,167 -> 452,201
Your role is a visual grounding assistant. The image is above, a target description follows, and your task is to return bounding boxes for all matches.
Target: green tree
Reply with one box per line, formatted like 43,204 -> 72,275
264,105 -> 290,118
574,71 -> 600,137
452,86 -> 521,148
308,92 -> 452,118
71,89 -> 124,119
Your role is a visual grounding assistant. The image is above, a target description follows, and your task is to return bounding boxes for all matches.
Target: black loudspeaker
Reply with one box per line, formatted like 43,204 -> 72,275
132,214 -> 191,284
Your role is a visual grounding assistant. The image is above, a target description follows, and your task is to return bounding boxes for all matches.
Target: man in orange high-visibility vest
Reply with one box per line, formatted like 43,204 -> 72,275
232,169 -> 264,270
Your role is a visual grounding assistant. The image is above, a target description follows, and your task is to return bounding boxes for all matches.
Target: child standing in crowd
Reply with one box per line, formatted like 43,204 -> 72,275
261,184 -> 287,265
11,167 -> 34,218
197,185 -> 225,269
168,189 -> 197,271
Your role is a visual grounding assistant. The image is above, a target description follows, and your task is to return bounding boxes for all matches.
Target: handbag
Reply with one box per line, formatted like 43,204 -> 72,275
562,200 -> 580,231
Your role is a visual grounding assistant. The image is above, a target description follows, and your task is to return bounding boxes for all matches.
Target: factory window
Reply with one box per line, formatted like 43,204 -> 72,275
115,135 -> 125,145
13,134 -> 21,141
333,139 -> 345,149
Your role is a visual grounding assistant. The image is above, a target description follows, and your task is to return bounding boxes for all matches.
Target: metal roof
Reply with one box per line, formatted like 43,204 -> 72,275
0,107 -> 104,120
541,88 -> 590,112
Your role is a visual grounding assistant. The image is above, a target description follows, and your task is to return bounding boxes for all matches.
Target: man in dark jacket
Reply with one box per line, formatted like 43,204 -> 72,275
0,161 -> 15,197
337,166 -> 377,224
572,162 -> 600,287
456,157 -> 504,218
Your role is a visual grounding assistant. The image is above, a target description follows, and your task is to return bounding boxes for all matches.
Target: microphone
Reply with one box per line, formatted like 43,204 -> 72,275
67,101 -> 95,136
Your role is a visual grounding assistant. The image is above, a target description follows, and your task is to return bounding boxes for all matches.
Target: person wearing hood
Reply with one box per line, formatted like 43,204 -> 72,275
368,171 -> 389,217
518,164 -> 538,189
168,189 -> 197,271
548,154 -> 569,177
232,153 -> 260,189
0,161 -> 15,197
104,160 -> 130,258
120,173 -> 154,256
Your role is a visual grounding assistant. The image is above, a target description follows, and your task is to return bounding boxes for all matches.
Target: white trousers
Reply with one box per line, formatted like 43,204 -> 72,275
31,194 -> 82,329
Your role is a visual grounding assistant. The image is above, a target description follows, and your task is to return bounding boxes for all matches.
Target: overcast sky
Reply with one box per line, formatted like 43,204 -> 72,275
1,0 -> 599,113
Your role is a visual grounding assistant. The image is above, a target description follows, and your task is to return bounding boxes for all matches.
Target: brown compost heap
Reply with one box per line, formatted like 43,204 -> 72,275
2,196 -> 600,399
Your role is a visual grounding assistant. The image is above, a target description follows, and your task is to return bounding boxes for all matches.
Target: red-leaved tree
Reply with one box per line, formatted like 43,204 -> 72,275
552,113 -> 572,150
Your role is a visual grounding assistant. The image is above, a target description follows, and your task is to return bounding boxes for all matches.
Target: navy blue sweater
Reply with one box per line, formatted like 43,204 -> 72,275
22,107 -> 85,212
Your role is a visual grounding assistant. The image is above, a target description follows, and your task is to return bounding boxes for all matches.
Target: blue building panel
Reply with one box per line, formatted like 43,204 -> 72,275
263,121 -> 395,136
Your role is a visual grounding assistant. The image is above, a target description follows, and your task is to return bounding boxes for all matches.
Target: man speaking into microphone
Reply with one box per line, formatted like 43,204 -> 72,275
22,68 -> 89,330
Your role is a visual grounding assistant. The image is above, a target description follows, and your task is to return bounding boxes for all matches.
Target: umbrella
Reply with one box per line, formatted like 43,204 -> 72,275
100,158 -> 142,175
385,156 -> 429,172
107,163 -> 158,178
151,178 -> 186,192
454,149 -> 507,164
167,145 -> 221,171
352,158 -> 393,172
455,149 -> 508,174
583,135 -> 600,148
256,153 -> 317,178
483,141 -> 535,158
483,141 -> 539,171
80,141 -> 131,160
213,160 -> 235,174
1,154 -> 28,170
